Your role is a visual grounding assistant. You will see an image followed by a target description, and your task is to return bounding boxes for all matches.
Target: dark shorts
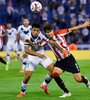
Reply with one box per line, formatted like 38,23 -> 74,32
54,54 -> 80,73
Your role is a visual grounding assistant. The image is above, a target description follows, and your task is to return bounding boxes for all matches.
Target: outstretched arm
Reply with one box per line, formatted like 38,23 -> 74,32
54,21 -> 90,35
68,21 -> 90,32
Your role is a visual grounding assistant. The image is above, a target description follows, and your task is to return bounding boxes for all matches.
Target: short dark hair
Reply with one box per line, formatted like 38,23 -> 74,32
32,23 -> 40,28
43,24 -> 53,32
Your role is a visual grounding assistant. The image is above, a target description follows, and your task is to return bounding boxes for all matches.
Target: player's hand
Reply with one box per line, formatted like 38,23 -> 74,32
38,54 -> 47,59
84,20 -> 90,27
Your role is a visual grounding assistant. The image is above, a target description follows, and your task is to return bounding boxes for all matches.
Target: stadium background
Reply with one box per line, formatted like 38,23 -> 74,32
0,0 -> 90,51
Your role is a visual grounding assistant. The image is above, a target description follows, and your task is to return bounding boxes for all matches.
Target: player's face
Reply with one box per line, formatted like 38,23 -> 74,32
46,30 -> 54,39
32,27 -> 40,38
7,23 -> 12,29
23,19 -> 29,26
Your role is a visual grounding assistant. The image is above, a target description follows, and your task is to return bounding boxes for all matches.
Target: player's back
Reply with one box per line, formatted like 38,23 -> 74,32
7,27 -> 17,42
18,25 -> 32,40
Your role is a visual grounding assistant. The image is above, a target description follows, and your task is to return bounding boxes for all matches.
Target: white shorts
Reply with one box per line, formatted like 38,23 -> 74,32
6,41 -> 18,52
25,54 -> 53,71
19,40 -> 25,53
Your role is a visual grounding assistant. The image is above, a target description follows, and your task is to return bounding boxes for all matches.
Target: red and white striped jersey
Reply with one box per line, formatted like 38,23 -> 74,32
0,25 -> 6,37
48,29 -> 70,61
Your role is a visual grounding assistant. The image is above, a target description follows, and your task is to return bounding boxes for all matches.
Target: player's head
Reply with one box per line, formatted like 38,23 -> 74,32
7,23 -> 12,29
23,18 -> 29,26
31,23 -> 40,38
43,24 -> 54,39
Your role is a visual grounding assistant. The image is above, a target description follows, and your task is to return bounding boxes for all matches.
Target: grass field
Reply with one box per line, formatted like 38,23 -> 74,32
0,60 -> 90,100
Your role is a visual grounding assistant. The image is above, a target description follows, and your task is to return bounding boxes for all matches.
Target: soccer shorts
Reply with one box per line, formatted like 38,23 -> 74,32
6,41 -> 18,53
19,40 -> 25,53
25,54 -> 53,71
54,54 -> 80,73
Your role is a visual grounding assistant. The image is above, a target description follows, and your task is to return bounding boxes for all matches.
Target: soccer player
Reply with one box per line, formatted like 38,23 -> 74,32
18,18 -> 32,73
41,21 -> 90,98
0,24 -> 7,67
6,23 -> 23,70
17,23 -> 71,97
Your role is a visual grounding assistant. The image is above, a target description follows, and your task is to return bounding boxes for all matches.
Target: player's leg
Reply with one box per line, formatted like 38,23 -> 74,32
40,62 -> 54,94
17,70 -> 33,97
6,43 -> 11,70
6,43 -> 11,63
17,60 -> 35,97
65,54 -> 90,89
14,42 -> 23,62
0,57 -> 7,65
20,54 -> 28,73
19,40 -> 26,72
74,73 -> 90,88
51,66 -> 71,98
41,57 -> 71,97
17,55 -> 39,97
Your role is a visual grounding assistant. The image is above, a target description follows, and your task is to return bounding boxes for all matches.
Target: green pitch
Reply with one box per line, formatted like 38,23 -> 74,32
0,60 -> 90,100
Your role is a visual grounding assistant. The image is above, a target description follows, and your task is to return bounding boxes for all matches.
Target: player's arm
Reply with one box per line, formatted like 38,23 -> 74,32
68,21 -> 90,32
48,39 -> 68,54
55,21 -> 90,35
48,39 -> 63,51
16,33 -> 20,40
24,46 -> 46,59
2,32 -> 7,37
24,39 -> 39,50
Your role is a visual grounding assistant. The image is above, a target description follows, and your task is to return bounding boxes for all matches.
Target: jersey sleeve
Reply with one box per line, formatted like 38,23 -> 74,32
39,32 -> 48,46
18,26 -> 21,34
2,25 -> 6,33
54,29 -> 69,36
24,34 -> 30,46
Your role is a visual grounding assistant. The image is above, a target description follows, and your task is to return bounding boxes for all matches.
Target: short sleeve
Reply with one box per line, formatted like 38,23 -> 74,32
54,29 -> 69,36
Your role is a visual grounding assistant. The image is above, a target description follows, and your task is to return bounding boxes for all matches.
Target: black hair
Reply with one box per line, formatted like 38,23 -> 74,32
43,24 -> 53,32
32,23 -> 40,28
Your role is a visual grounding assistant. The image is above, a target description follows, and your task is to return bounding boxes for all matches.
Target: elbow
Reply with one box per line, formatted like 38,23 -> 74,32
25,49 -> 28,54
24,46 -> 30,54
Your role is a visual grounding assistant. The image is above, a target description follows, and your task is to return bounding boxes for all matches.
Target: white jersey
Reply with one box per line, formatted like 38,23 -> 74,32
18,25 -> 32,40
24,31 -> 53,71
24,31 -> 48,53
7,27 -> 18,42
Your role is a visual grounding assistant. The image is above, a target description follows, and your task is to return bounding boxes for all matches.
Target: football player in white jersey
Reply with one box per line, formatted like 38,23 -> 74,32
18,18 -> 32,73
17,23 -> 70,97
6,23 -> 23,70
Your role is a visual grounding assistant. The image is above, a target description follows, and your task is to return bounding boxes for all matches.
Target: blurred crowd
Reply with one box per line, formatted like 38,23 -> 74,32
0,0 -> 90,44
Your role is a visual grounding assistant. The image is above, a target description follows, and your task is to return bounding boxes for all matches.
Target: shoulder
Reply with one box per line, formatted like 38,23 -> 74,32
18,25 -> 23,29
29,25 -> 32,29
54,29 -> 69,36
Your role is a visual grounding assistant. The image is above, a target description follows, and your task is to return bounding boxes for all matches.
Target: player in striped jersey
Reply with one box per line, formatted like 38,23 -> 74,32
0,25 -> 7,67
41,21 -> 90,98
